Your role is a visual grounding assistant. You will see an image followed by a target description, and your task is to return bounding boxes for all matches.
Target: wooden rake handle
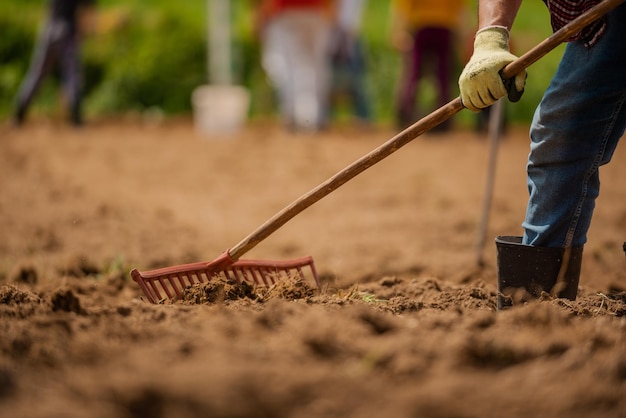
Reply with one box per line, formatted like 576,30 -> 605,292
228,0 -> 624,260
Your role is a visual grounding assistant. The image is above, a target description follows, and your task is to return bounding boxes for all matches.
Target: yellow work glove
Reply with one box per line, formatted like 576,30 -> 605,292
459,26 -> 526,112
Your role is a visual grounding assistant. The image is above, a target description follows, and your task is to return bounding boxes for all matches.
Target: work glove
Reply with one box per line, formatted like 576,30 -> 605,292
459,26 -> 526,112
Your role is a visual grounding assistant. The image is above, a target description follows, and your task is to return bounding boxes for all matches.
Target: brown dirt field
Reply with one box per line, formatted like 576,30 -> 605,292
1,118 -> 625,418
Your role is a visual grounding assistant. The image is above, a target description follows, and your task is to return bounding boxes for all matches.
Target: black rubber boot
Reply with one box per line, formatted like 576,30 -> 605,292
495,236 -> 583,310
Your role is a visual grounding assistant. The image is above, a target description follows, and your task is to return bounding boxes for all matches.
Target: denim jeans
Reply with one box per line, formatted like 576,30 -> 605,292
522,3 -> 626,248
331,30 -> 372,122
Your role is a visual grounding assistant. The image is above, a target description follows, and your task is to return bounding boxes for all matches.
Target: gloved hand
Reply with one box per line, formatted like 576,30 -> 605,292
459,26 -> 526,112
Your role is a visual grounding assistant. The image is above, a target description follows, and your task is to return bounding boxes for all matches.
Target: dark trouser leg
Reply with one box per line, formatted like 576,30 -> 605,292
60,34 -> 82,125
14,24 -> 58,124
396,30 -> 422,130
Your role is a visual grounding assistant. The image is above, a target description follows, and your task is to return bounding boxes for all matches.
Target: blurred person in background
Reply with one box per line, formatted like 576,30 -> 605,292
459,0 -> 626,308
256,0 -> 334,133
390,0 -> 468,131
329,0 -> 373,126
13,0 -> 96,127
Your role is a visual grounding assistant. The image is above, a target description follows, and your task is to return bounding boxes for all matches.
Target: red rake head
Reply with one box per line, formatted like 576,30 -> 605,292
130,253 -> 319,304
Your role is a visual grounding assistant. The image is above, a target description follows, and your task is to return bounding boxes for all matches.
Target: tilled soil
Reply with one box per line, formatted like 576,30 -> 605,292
1,119 -> 625,418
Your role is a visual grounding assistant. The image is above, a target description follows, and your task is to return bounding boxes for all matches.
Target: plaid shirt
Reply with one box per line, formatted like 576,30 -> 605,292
543,0 -> 607,47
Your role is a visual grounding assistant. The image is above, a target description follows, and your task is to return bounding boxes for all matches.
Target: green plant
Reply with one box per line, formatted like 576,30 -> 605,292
0,0 -> 566,124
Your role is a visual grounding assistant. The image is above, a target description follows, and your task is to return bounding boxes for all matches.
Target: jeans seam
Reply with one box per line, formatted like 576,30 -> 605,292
565,94 -> 626,247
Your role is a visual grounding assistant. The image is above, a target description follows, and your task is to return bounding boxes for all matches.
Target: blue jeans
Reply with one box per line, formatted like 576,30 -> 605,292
331,29 -> 372,122
522,3 -> 626,248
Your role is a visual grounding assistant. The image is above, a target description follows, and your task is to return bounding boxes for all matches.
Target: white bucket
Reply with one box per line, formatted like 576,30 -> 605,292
191,85 -> 250,136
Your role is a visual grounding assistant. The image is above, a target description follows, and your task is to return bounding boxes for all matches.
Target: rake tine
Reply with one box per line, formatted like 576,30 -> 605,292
240,267 -> 256,285
238,269 -> 247,284
251,269 -> 263,286
308,262 -> 317,281
248,267 -> 262,286
171,277 -> 181,299
187,272 -> 195,284
252,267 -> 264,285
222,268 -> 234,282
166,277 -> 177,299
264,268 -> 277,285
246,268 -> 259,285
173,275 -> 186,293
168,277 -> 179,299
138,278 -> 158,304
235,267 -> 246,284
182,273 -> 193,286
227,267 -> 238,283
149,280 -> 163,302
159,278 -> 175,300
243,268 -> 255,285
233,267 -> 246,284
262,270 -> 273,286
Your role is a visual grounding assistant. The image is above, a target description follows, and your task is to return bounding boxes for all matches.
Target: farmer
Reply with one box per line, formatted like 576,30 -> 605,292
13,0 -> 96,127
459,0 -> 626,308
329,0 -> 373,125
256,0 -> 335,133
390,0 -> 469,130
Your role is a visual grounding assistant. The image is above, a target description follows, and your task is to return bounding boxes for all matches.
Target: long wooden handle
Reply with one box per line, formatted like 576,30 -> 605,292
229,0 -> 624,260
500,0 -> 624,79
229,98 -> 463,259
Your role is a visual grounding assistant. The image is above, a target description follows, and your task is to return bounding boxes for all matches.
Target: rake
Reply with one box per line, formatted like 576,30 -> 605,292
131,0 -> 624,303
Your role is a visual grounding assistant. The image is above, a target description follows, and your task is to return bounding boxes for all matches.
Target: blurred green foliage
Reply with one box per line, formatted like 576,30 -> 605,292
0,0 -> 564,125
